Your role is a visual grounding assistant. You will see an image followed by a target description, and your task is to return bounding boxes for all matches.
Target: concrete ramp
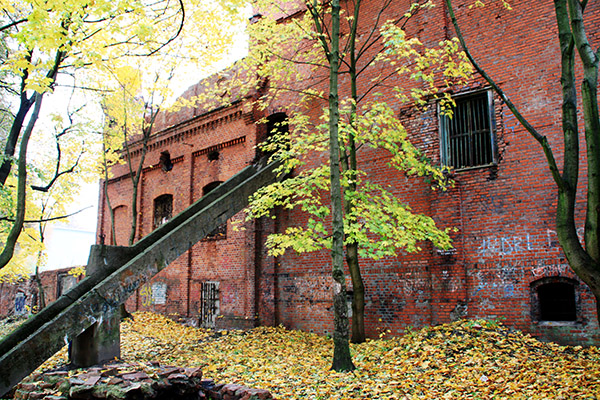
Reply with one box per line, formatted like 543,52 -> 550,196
0,161 -> 281,397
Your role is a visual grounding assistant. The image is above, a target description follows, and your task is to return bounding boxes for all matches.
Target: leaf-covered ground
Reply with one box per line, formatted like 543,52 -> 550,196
35,312 -> 600,399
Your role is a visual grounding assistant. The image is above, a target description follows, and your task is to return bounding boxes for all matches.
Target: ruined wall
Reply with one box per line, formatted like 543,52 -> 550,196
98,100 -> 263,327
0,267 -> 82,318
267,0 -> 600,345
96,0 -> 600,345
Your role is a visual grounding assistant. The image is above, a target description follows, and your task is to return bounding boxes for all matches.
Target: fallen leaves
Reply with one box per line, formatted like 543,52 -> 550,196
36,313 -> 600,399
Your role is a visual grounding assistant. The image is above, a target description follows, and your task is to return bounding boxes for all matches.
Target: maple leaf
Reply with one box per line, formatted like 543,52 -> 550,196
24,313 -> 600,399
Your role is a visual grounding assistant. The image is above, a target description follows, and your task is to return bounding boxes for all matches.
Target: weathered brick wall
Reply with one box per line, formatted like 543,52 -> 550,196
96,0 -> 600,345
98,100 -> 263,326
264,0 -> 600,345
0,267 -> 82,318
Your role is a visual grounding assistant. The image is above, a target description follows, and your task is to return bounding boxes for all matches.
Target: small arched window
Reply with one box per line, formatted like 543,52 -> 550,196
531,277 -> 579,322
153,194 -> 173,229
263,112 -> 290,159
159,151 -> 173,172
207,150 -> 220,161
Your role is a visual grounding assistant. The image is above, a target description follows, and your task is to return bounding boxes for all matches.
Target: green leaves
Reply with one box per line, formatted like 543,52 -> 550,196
245,95 -> 454,260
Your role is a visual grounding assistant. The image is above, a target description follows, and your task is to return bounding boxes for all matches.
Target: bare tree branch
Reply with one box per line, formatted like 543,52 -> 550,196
0,206 -> 93,224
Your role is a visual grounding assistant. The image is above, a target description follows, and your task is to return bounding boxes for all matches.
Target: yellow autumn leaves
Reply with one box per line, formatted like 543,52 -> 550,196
36,312 -> 600,399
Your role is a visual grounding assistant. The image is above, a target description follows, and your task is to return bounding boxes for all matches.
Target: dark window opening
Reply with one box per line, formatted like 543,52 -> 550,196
153,194 -> 173,229
538,282 -> 577,321
207,150 -> 220,161
159,151 -> 173,172
264,112 -> 290,159
202,182 -> 226,239
531,277 -> 579,323
440,91 -> 495,169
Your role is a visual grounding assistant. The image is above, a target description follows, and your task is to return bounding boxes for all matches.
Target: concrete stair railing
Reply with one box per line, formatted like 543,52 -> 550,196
0,161 -> 282,397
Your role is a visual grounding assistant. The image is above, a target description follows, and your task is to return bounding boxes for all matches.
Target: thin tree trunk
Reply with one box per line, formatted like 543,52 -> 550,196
0,93 -> 43,269
34,267 -> 46,310
102,139 -> 117,245
326,0 -> 355,372
347,243 -> 365,343
340,0 -> 366,344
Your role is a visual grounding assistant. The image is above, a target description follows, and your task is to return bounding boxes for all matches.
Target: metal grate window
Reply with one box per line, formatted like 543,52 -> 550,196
441,92 -> 495,169
200,281 -> 220,328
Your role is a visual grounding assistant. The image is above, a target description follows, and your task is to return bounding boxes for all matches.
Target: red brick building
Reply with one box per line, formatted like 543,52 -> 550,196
97,0 -> 600,345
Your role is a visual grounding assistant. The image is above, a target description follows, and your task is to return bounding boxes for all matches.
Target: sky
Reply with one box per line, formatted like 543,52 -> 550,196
27,10 -> 250,271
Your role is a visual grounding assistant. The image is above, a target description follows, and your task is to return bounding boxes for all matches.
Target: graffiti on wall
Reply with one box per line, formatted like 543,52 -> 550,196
140,282 -> 167,306
472,260 -> 579,299
14,292 -> 26,315
472,262 -> 524,298
476,228 -> 584,258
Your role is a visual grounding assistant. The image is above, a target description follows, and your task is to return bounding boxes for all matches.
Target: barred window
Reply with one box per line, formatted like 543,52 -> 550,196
200,281 -> 220,328
440,91 -> 495,169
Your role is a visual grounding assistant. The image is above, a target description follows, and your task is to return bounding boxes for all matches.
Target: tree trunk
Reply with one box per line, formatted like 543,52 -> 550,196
326,0 -> 355,372
34,268 -> 46,311
344,0 -> 366,344
0,93 -> 34,186
129,175 -> 139,246
347,243 -> 365,343
0,93 -> 43,269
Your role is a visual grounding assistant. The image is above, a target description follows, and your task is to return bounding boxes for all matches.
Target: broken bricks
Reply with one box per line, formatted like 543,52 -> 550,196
12,362 -> 273,400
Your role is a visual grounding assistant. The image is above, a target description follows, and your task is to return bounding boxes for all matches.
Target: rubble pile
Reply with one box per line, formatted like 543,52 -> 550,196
11,362 -> 273,400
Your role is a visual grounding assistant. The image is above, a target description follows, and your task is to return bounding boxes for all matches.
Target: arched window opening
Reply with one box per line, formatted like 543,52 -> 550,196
531,277 -> 579,322
202,181 -> 226,239
111,205 -> 128,246
159,151 -> 173,172
264,112 -> 290,159
267,112 -> 289,137
153,194 -> 173,229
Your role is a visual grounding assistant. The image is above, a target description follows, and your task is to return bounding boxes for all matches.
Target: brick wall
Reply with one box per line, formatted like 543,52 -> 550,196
97,0 -> 600,345
0,267 -> 82,318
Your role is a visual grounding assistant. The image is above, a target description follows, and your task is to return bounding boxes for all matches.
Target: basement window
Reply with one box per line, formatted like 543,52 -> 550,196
531,277 -> 579,323
153,194 -> 173,229
440,91 -> 495,169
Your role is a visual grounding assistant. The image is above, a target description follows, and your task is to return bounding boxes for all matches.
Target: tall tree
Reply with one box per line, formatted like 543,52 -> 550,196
309,0 -> 354,371
0,0 -> 245,270
444,0 -> 600,318
206,0 -> 470,350
189,0 -> 471,368
100,64 -> 161,246
0,99 -> 94,283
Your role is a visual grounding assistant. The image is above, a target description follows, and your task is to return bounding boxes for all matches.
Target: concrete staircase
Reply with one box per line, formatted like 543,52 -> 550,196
0,161 -> 281,397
